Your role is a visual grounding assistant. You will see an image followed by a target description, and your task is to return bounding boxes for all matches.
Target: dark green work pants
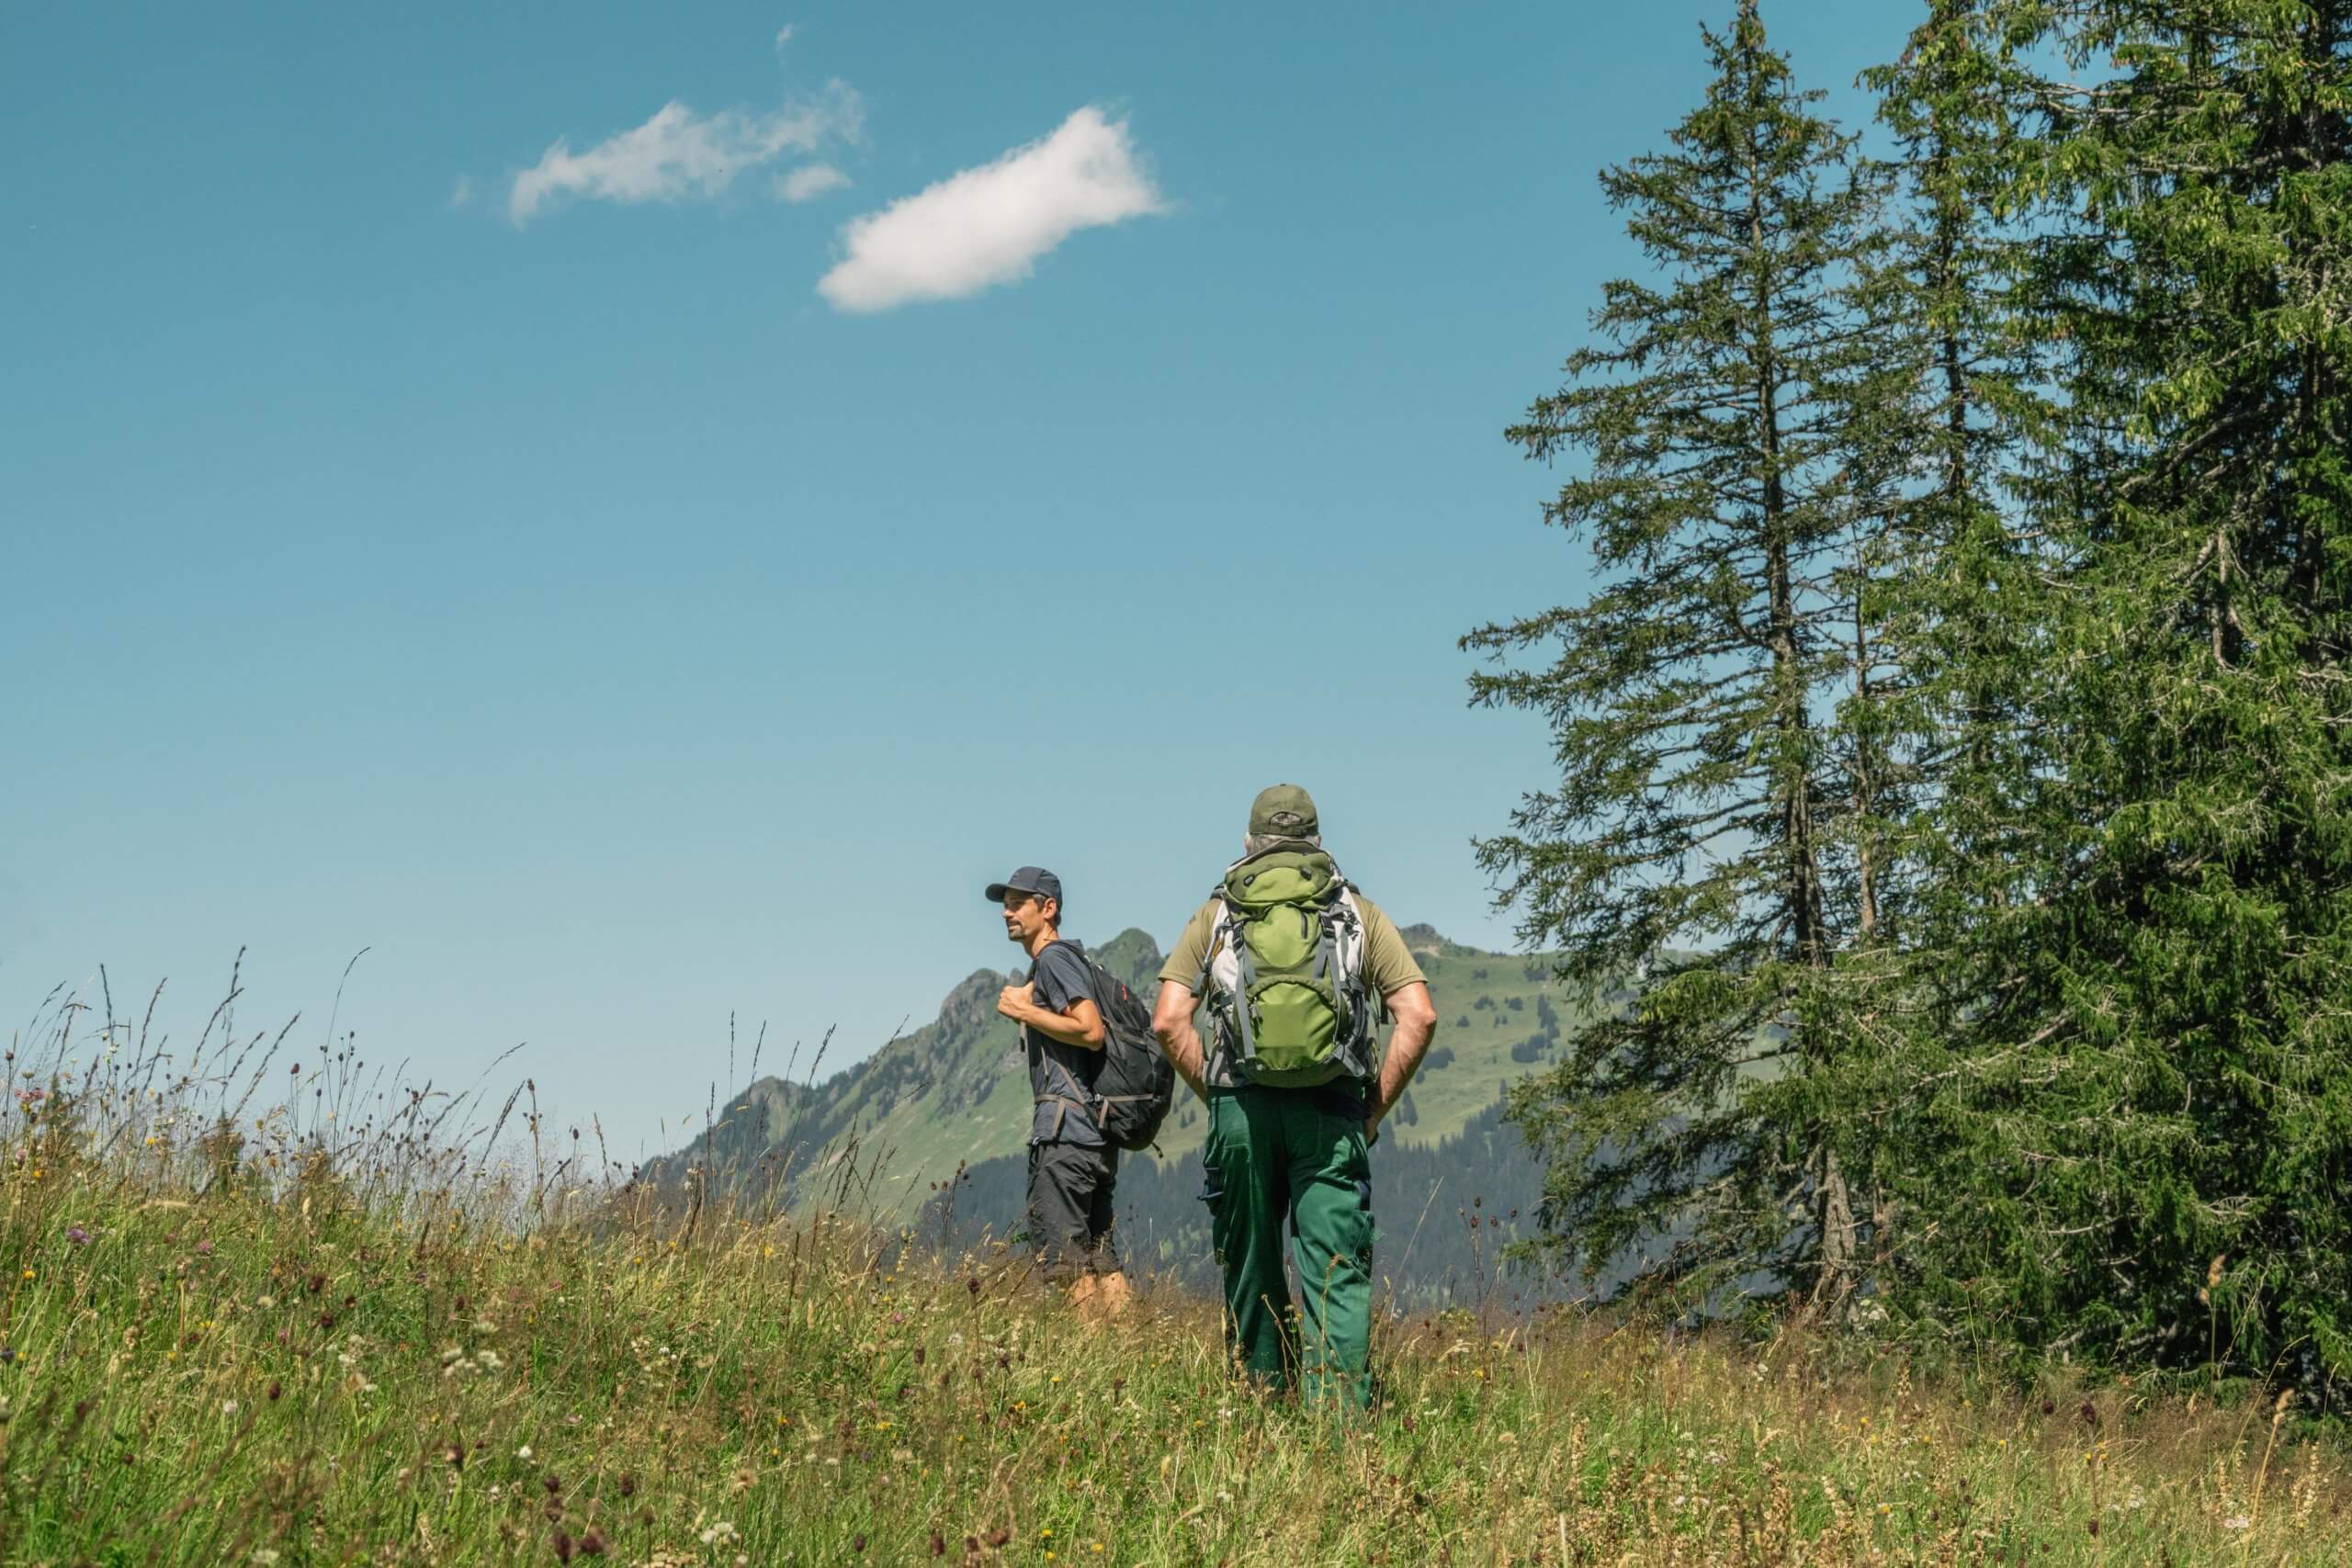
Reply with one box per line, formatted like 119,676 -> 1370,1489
1202,1085 -> 1374,1409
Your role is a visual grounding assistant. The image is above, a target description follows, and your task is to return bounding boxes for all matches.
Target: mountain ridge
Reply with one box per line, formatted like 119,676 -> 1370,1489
642,919 -> 1599,1235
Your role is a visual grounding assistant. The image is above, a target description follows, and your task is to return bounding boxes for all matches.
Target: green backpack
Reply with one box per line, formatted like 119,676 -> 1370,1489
1199,846 -> 1380,1089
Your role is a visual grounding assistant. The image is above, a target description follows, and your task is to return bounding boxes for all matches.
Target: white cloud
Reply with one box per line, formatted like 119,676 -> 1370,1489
817,106 -> 1166,313
448,175 -> 476,209
774,24 -> 795,57
508,82 -> 862,223
775,163 -> 850,203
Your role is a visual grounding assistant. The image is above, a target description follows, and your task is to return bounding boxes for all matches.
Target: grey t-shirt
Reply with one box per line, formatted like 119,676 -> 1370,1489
1025,940 -> 1105,1147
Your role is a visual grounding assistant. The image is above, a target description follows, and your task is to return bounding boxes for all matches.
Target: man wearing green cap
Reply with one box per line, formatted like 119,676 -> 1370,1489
1150,784 -> 1438,1408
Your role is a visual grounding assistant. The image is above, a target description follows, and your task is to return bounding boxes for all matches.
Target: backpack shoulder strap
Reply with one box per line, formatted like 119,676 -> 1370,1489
1193,895 -> 1233,996
1034,937 -> 1101,998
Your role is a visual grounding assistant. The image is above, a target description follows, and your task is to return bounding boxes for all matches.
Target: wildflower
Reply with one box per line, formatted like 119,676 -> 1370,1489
516,1444 -> 533,1461
222,1400 -> 239,1416
698,1521 -> 739,1546
252,1552 -> 281,1566
64,1225 -> 89,1247
196,1240 -> 213,1256
2225,1516 -> 2252,1531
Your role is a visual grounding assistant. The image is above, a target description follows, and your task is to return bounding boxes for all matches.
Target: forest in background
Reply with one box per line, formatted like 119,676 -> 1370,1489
1465,0 -> 2350,1400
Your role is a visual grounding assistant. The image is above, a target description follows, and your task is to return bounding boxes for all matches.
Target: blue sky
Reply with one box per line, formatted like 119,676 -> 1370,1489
6,0 -> 1910,1160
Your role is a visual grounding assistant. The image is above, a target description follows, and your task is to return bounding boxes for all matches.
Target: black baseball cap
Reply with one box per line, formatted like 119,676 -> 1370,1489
984,866 -> 1063,905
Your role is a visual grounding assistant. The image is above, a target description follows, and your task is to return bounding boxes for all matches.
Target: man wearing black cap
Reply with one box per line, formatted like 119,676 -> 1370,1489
987,865 -> 1131,1316
1149,785 -> 1437,1407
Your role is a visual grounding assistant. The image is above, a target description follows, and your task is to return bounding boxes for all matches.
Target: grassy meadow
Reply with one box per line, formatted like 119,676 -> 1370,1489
4,1024 -> 2350,1565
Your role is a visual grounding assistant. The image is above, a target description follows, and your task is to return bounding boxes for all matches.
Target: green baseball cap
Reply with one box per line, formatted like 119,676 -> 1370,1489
1248,783 -> 1319,840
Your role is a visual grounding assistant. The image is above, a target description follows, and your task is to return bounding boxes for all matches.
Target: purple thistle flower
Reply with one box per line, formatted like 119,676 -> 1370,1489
195,1239 -> 213,1256
64,1225 -> 89,1247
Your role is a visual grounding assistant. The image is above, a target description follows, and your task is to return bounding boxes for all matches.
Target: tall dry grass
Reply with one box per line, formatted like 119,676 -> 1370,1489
4,971 -> 2348,1563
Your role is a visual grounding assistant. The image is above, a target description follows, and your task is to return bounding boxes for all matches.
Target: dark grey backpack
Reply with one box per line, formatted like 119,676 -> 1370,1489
1035,941 -> 1175,1152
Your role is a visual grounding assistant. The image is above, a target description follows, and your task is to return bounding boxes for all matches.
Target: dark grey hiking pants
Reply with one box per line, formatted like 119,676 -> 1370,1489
1026,1140 -> 1120,1282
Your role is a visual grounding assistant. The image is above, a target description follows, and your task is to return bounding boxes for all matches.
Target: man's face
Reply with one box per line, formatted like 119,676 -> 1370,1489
1001,891 -> 1056,944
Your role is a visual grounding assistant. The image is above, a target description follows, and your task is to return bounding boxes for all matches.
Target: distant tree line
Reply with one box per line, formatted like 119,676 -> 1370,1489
1471,0 -> 2350,1394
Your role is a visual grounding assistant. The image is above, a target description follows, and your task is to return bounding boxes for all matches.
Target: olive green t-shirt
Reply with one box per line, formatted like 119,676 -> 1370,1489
1158,888 -> 1428,1090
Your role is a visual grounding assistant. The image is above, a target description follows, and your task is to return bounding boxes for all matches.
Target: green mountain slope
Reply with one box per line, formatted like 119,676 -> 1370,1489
649,921 -> 1600,1227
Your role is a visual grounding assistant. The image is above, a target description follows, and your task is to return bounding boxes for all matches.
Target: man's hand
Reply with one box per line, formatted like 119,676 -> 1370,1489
997,982 -> 1035,1021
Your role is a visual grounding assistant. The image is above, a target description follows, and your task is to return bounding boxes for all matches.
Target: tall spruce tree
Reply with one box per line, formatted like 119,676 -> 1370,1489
1464,0 -> 1908,1311
1837,1 -> 2063,1325
1893,0 -> 2352,1381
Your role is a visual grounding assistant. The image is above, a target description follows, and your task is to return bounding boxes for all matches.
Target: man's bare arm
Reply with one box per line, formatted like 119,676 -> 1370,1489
1150,982 -> 1211,1100
1367,982 -> 1437,1135
998,985 -> 1104,1049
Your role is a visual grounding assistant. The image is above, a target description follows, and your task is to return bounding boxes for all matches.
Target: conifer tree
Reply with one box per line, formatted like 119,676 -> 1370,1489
1894,0 -> 2352,1380
1831,1 -> 2062,1318
1464,0 -> 1908,1310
